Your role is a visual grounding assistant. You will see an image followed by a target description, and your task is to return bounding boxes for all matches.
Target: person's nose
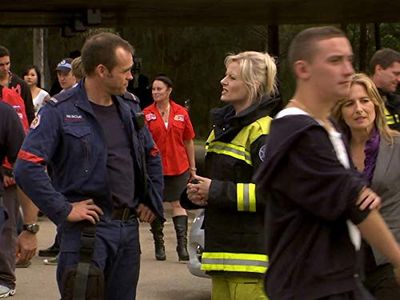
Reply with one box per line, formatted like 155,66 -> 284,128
220,76 -> 227,86
127,72 -> 133,81
343,61 -> 354,77
354,100 -> 363,113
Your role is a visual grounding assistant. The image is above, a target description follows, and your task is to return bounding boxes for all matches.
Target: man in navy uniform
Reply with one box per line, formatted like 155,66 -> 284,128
14,32 -> 163,300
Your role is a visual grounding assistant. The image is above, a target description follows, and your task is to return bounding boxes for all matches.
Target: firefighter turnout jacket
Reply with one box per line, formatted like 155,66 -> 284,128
200,96 -> 276,275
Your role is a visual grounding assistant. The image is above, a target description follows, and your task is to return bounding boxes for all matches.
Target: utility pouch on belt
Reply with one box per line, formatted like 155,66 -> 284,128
62,224 -> 104,300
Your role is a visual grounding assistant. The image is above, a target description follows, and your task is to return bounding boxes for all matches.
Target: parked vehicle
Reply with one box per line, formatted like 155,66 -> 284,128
187,209 -> 209,278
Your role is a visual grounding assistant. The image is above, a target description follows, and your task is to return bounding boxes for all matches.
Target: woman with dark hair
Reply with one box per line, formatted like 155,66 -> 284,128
143,75 -> 196,261
333,73 -> 400,299
22,65 -> 50,113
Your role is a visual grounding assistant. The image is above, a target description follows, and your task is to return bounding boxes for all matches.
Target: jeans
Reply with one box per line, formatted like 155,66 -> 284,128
0,186 -> 18,289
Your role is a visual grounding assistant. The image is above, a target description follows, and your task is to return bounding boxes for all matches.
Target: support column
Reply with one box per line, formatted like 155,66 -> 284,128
33,28 -> 49,89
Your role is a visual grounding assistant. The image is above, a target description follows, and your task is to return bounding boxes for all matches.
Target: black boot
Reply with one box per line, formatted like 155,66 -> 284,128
150,218 -> 166,261
38,235 -> 59,257
173,215 -> 189,261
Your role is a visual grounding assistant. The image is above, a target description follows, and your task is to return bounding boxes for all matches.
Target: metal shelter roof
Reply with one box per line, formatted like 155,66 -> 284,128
1,0 -> 399,28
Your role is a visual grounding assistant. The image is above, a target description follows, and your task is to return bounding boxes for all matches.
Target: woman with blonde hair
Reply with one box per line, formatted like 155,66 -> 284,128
184,51 -> 280,300
333,73 -> 400,299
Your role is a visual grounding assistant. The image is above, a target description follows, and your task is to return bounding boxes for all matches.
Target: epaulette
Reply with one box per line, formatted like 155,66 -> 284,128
122,92 -> 140,103
48,89 -> 75,106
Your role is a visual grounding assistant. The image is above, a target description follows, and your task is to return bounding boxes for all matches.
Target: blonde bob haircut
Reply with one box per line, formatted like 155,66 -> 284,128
224,51 -> 277,104
332,73 -> 399,144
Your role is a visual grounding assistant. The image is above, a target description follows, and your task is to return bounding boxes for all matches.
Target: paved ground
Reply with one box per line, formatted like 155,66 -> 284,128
13,209 -> 211,300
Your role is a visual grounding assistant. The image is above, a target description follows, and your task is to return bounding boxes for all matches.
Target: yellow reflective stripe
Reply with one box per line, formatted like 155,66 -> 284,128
201,252 -> 268,274
237,183 -> 256,212
386,115 -> 395,124
237,183 -> 244,211
384,107 -> 400,125
207,141 -> 252,165
249,183 -> 256,212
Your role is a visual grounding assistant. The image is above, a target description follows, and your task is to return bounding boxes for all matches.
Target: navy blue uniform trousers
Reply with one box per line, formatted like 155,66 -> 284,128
57,217 -> 140,300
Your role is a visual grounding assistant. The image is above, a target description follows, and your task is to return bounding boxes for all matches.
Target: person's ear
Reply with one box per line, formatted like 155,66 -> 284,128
375,64 -> 384,75
96,64 -> 108,78
294,60 -> 311,80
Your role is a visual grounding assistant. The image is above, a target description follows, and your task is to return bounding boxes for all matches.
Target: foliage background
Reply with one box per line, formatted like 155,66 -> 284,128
1,23 -> 399,138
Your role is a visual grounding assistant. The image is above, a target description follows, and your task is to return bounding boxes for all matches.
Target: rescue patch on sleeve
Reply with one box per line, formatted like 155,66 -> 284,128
258,145 -> 266,162
174,114 -> 185,122
30,115 -> 41,129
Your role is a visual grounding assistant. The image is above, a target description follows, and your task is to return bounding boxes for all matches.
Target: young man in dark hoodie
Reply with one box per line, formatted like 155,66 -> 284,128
255,26 -> 400,300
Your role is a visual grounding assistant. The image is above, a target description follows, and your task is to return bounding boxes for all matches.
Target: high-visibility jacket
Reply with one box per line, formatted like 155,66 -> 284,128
379,89 -> 400,132
200,97 -> 276,275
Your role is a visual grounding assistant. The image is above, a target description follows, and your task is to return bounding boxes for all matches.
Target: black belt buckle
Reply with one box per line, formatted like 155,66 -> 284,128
121,208 -> 131,221
112,207 -> 136,221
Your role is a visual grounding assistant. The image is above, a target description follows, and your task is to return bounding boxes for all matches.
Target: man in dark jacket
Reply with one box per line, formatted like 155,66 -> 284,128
0,46 -> 34,124
0,100 -> 25,298
14,32 -> 163,300
255,26 -> 400,300
370,48 -> 400,131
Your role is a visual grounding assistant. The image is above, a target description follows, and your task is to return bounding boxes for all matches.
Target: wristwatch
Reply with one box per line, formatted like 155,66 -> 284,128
22,223 -> 40,234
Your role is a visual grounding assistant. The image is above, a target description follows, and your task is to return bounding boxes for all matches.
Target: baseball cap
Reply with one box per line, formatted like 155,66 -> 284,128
56,58 -> 72,72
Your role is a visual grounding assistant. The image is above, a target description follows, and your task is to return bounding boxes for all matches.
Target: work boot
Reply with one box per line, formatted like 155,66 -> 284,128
150,218 -> 166,261
172,215 -> 189,261
38,242 -> 59,257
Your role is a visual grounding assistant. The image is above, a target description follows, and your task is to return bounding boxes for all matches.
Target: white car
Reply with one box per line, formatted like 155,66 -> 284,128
188,209 -> 210,278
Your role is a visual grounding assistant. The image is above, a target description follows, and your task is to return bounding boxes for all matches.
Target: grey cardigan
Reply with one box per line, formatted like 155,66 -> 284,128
371,135 -> 400,265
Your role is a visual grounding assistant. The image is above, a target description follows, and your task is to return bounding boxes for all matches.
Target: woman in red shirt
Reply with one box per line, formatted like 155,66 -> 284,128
143,75 -> 196,261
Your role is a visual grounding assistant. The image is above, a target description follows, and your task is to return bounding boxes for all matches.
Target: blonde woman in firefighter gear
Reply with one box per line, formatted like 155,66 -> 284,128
184,51 -> 279,300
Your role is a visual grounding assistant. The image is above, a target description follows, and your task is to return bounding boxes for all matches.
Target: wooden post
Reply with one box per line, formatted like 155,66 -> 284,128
374,23 -> 381,51
267,25 -> 279,58
359,23 -> 368,72
33,28 -> 49,89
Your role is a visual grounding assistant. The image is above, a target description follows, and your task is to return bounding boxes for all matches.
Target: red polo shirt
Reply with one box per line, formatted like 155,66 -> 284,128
143,100 -> 195,176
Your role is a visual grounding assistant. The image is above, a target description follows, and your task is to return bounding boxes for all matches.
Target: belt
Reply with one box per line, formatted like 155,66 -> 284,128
0,196 -> 3,207
111,207 -> 137,221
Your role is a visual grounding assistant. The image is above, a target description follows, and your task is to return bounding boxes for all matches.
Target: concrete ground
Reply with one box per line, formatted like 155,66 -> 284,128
13,209 -> 211,300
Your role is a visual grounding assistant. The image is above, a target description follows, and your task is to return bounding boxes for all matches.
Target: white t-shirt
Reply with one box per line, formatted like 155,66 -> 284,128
33,89 -> 50,113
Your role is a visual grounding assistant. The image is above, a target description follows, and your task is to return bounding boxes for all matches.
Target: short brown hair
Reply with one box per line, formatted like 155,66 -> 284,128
288,26 -> 346,73
0,45 -> 10,58
369,48 -> 400,74
81,32 -> 134,76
